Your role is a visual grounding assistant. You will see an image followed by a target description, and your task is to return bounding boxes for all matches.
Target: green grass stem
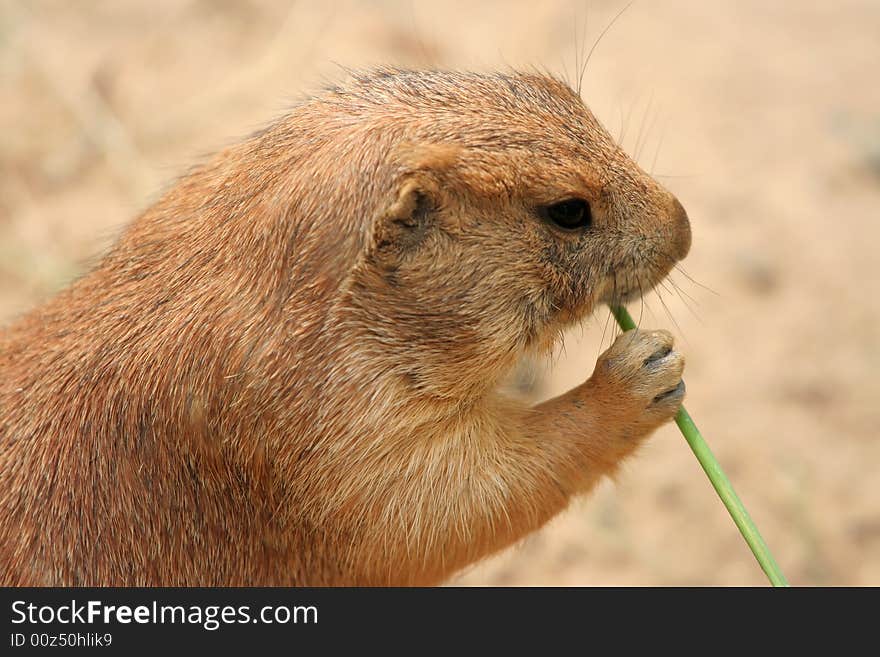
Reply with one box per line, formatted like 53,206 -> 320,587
609,304 -> 789,587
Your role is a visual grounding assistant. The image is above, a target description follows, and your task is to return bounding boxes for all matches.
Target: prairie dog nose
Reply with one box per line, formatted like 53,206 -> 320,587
668,196 -> 692,261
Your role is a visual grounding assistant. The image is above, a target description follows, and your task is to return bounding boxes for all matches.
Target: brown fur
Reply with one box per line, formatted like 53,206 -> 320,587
0,69 -> 691,585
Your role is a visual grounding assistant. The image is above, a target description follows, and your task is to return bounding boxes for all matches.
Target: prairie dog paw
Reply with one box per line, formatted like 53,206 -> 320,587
591,328 -> 685,429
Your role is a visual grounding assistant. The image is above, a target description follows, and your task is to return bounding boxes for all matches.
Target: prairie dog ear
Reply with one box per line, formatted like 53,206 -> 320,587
371,176 -> 436,265
370,142 -> 461,266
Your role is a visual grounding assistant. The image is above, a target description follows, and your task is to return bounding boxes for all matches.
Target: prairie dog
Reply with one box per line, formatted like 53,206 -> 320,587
0,69 -> 691,585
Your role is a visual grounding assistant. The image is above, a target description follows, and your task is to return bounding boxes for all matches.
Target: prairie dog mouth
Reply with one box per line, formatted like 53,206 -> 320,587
603,287 -> 643,305
599,258 -> 678,307
599,276 -> 657,307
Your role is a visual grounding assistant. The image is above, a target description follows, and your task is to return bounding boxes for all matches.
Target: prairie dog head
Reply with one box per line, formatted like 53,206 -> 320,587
325,70 -> 691,401
179,69 -> 690,404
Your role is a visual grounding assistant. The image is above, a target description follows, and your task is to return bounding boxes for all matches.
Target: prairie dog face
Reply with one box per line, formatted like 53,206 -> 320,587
336,70 -> 691,398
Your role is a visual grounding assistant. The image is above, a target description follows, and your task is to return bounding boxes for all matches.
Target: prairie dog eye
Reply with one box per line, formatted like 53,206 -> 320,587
541,199 -> 592,230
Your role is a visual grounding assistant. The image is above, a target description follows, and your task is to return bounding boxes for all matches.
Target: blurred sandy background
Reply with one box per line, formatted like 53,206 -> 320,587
1,0 -> 878,585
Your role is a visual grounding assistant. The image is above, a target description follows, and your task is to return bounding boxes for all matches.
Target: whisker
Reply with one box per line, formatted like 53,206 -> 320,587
576,2 -> 590,95
641,294 -> 655,324
654,279 -> 691,347
619,92 -> 641,150
633,90 -> 657,164
600,303 -> 615,353
674,264 -> 720,296
644,243 -> 719,299
650,116 -> 668,176
656,279 -> 674,303
635,256 -> 646,330
558,328 -> 568,362
559,49 -> 571,87
581,0 -> 635,93
573,6 -> 582,95
667,272 -> 702,309
654,287 -> 677,331
666,275 -> 705,325
643,245 -> 708,324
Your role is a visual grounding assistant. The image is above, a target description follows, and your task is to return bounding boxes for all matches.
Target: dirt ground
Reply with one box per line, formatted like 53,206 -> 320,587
1,0 -> 878,586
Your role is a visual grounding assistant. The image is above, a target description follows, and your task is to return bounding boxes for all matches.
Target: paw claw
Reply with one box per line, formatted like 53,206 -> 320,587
592,328 -> 686,430
652,379 -> 685,404
645,345 -> 672,366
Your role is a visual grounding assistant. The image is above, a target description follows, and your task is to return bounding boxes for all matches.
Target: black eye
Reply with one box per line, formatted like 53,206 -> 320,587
542,199 -> 592,230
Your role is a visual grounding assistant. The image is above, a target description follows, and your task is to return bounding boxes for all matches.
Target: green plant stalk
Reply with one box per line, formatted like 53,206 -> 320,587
609,305 -> 789,587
